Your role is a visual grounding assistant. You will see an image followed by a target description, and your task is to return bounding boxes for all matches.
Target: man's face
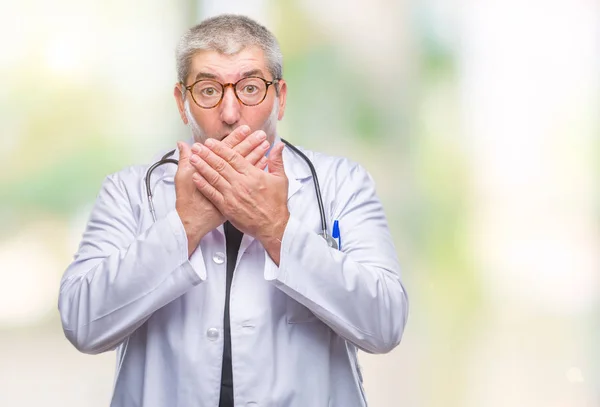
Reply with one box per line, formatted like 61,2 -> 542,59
174,46 -> 287,144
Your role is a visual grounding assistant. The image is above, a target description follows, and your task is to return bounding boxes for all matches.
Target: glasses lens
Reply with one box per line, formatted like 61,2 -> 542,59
191,80 -> 223,108
235,78 -> 267,106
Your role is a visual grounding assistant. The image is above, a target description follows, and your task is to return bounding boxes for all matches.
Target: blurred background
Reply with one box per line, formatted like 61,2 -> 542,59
0,0 -> 598,406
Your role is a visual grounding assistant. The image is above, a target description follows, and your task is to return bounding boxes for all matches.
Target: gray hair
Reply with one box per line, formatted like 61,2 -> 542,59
176,14 -> 283,85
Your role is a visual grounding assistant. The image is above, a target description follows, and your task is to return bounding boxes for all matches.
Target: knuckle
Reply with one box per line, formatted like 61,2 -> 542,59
228,152 -> 240,165
214,159 -> 227,173
209,172 -> 221,186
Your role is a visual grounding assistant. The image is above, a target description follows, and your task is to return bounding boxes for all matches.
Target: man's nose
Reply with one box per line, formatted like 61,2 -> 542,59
219,86 -> 241,125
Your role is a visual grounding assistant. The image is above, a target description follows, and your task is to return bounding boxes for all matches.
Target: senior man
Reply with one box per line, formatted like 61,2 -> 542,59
59,14 -> 408,407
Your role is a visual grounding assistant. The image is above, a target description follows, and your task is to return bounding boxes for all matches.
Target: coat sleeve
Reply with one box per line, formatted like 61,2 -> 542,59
58,171 -> 206,354
264,160 -> 409,354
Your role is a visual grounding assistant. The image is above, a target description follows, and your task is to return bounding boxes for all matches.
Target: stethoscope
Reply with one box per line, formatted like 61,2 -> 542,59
145,138 -> 338,249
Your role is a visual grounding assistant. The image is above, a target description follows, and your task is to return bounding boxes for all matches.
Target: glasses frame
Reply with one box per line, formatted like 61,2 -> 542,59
183,76 -> 280,109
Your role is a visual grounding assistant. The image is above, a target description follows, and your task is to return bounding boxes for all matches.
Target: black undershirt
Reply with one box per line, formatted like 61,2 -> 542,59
218,221 -> 243,407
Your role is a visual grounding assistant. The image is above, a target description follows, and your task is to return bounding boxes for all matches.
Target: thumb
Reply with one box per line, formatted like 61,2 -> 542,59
177,141 -> 192,162
267,142 -> 286,176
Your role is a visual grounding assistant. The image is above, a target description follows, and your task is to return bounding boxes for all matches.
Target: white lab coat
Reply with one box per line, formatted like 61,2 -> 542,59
59,138 -> 409,407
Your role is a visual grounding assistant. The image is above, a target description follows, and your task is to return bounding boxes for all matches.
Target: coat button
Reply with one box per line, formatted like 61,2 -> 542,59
207,328 -> 220,340
212,252 -> 225,264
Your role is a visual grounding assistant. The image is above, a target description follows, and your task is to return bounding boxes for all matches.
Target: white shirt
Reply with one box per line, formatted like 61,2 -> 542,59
59,140 -> 409,407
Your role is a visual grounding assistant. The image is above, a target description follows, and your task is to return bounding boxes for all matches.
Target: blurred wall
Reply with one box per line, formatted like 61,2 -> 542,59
0,0 -> 598,406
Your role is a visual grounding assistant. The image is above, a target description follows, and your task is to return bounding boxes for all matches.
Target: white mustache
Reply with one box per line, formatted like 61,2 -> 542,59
184,99 -> 279,144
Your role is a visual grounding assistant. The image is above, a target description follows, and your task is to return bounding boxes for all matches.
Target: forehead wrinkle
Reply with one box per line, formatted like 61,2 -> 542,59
188,48 -> 267,82
193,66 -> 266,84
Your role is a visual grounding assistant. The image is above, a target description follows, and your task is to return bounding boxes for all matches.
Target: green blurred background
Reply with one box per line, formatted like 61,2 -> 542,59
0,0 -> 598,406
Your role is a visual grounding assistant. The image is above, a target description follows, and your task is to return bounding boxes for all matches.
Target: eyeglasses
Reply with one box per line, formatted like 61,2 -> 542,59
184,76 -> 280,109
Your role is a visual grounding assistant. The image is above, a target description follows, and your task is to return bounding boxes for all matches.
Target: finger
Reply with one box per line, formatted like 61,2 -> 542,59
189,152 -> 231,191
221,125 -> 251,149
191,143 -> 237,182
256,156 -> 268,171
177,141 -> 192,165
205,138 -> 249,174
176,142 -> 196,178
232,130 -> 267,158
267,142 -> 286,176
244,139 -> 270,166
192,172 -> 225,208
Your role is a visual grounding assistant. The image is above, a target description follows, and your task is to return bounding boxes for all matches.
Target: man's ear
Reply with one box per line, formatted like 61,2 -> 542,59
174,84 -> 189,125
276,79 -> 287,121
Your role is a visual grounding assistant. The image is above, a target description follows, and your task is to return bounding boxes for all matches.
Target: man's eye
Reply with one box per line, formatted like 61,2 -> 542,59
201,87 -> 218,96
243,85 -> 257,94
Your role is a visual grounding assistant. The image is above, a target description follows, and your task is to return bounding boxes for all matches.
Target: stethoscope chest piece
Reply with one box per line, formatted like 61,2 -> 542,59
324,233 -> 339,250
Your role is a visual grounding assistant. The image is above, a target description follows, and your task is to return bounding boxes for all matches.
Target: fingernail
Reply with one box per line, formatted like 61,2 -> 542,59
260,140 -> 269,149
255,131 -> 266,141
190,155 -> 199,164
192,173 -> 201,182
205,138 -> 216,147
191,143 -> 202,153
241,125 -> 251,135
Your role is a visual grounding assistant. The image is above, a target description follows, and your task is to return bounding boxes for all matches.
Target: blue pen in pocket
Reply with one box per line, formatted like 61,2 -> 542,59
332,220 -> 341,250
